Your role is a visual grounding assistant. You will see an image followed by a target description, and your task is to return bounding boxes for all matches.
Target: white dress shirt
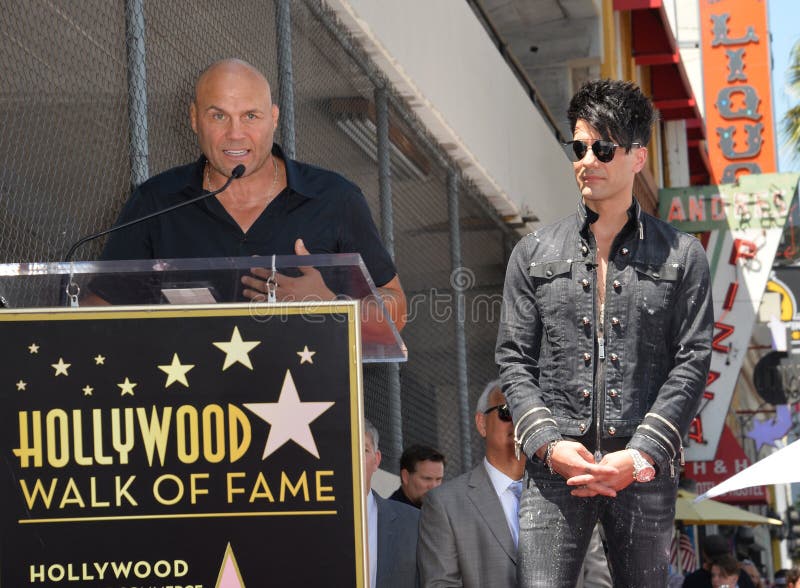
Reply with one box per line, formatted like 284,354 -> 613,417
483,458 -> 522,546
367,490 -> 378,588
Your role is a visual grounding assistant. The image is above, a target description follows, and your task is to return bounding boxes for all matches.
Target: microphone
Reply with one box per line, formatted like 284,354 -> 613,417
63,164 -> 246,262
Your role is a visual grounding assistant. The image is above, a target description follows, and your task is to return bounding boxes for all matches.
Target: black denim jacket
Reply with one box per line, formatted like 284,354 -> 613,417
495,200 -> 713,473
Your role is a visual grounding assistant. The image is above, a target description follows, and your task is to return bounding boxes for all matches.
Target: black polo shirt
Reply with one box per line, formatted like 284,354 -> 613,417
388,487 -> 418,509
100,144 -> 396,287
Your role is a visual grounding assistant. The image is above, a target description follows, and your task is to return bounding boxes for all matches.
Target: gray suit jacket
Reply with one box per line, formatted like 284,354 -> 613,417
417,463 -> 516,587
575,525 -> 612,588
375,491 -> 420,588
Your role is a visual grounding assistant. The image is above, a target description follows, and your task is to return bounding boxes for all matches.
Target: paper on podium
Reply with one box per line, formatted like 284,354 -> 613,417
0,253 -> 406,363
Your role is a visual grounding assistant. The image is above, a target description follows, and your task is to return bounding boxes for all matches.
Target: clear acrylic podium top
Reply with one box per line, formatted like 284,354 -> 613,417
0,253 -> 406,363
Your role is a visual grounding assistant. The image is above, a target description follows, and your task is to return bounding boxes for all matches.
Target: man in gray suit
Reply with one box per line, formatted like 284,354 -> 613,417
417,380 -> 525,587
364,419 -> 420,588
576,525 -> 612,588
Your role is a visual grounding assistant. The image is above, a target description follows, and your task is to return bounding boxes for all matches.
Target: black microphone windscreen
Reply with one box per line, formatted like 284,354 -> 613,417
231,164 -> 246,179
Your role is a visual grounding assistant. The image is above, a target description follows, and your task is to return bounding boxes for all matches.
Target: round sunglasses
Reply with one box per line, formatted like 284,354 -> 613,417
564,139 -> 641,163
484,403 -> 512,422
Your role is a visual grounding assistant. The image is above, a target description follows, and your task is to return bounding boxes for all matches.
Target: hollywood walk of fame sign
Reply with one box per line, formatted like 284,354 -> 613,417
0,302 -> 367,587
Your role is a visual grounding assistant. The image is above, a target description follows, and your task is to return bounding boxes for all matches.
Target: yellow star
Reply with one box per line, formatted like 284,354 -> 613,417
52,358 -> 71,376
158,353 -> 195,388
28,343 -> 39,354
82,385 -> 93,396
213,326 -> 261,371
94,354 -> 106,365
297,345 -> 316,365
16,380 -> 27,391
118,377 -> 137,396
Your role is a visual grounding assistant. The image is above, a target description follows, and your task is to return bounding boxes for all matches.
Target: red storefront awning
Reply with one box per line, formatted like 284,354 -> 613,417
613,0 -> 712,185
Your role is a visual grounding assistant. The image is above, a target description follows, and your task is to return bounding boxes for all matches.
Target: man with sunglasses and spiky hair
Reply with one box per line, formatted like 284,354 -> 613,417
417,380 -> 525,587
496,79 -> 713,587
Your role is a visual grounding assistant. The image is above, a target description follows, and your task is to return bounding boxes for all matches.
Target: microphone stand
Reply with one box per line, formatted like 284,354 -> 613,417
61,164 -> 246,306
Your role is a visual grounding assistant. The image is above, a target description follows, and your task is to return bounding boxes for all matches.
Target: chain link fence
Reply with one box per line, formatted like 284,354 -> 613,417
0,0 -> 519,478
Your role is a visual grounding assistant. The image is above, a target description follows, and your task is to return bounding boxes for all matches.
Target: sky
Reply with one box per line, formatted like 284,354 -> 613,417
767,0 -> 800,503
769,0 -> 799,172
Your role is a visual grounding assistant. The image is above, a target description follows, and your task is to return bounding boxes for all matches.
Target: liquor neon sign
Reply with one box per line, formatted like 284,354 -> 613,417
700,0 -> 777,183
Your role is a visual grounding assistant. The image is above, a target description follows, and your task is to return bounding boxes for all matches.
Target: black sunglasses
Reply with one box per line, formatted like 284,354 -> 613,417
484,403 -> 512,422
564,140 -> 641,163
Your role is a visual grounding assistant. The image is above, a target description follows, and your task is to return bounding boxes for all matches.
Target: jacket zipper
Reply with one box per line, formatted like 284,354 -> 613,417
513,407 -> 556,460
594,240 -> 606,464
638,423 -> 684,478
637,431 -> 676,477
641,413 -> 681,462
644,412 -> 681,440
637,424 -> 673,454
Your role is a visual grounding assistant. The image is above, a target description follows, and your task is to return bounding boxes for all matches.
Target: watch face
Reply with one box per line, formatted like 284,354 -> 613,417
635,466 -> 656,483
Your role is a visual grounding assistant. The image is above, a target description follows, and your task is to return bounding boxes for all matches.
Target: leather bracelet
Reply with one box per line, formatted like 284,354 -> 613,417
544,440 -> 560,474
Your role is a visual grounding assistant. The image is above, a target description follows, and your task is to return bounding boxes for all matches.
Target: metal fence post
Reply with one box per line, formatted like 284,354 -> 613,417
375,86 -> 403,461
125,0 -> 149,188
275,0 -> 296,159
448,170 -> 472,471
375,87 -> 394,259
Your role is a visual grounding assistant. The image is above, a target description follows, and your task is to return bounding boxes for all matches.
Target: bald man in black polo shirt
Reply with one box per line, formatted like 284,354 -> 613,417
99,58 -> 405,329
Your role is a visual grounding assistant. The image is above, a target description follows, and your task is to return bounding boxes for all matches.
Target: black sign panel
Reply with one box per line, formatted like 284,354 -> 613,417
0,303 -> 365,587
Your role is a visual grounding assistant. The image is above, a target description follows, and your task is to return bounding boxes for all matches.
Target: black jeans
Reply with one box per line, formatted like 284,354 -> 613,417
517,459 -> 678,588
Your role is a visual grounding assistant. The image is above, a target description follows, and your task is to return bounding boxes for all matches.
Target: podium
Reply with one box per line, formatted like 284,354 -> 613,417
0,254 -> 405,587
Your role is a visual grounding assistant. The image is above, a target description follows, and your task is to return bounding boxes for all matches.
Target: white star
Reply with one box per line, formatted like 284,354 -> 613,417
213,326 -> 261,371
297,345 -> 316,365
244,370 -> 334,459
158,353 -> 195,388
82,385 -> 93,396
16,380 -> 27,391
28,343 -> 39,354
118,377 -> 137,396
94,354 -> 106,365
51,358 -> 71,376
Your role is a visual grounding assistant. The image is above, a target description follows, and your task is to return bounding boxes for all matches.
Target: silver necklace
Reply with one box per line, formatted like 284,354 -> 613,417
205,156 -> 279,196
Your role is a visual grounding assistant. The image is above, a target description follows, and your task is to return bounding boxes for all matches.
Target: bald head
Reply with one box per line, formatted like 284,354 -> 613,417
194,59 -> 272,106
189,58 -> 280,181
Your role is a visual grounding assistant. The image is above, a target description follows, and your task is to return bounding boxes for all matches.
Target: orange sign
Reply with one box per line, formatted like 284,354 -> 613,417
699,0 -> 777,184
